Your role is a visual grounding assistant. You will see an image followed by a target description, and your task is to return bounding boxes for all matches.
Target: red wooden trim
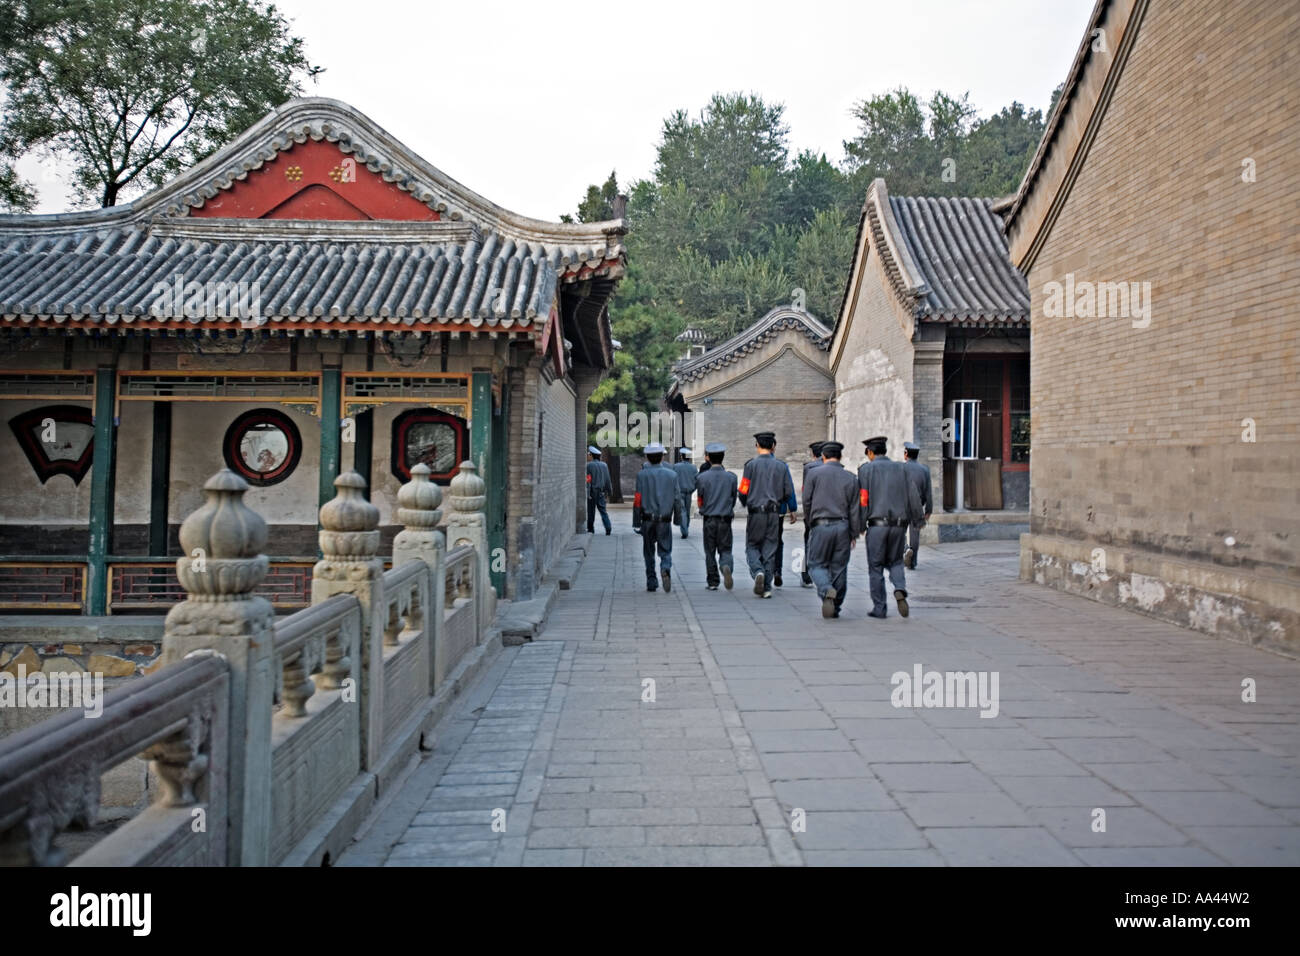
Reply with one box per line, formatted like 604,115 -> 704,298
1003,462 -> 1029,472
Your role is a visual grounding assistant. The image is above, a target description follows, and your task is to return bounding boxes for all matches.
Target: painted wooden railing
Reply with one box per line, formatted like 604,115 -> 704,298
0,459 -> 497,867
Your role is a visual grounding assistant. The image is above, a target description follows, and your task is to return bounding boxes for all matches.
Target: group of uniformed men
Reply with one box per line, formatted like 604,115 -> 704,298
624,432 -> 933,618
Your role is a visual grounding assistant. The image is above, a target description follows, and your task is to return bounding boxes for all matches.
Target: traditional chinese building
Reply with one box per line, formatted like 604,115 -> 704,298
665,304 -> 833,478
0,98 -> 625,614
828,179 -> 1030,537
1004,0 -> 1298,647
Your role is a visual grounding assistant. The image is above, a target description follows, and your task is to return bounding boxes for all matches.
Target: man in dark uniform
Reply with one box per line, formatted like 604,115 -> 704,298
633,442 -> 681,593
773,453 -> 798,587
800,440 -> 826,587
902,441 -> 933,569
857,436 -> 923,618
740,431 -> 796,599
802,441 -> 863,618
585,445 -> 613,536
695,442 -> 738,590
672,448 -> 698,539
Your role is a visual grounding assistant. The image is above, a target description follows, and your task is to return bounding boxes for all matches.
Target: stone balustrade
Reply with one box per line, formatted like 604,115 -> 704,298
0,461 -> 498,867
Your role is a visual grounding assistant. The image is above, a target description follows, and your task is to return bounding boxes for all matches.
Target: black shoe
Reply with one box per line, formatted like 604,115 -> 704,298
801,577 -> 813,588
762,590 -> 773,599
822,588 -> 837,619
868,609 -> 887,619
681,530 -> 688,539
647,583 -> 657,592
833,609 -> 841,618
774,574 -> 783,588
723,567 -> 733,590
606,528 -> 611,536
662,569 -> 672,592
904,548 -> 915,570
753,571 -> 765,596
894,589 -> 909,618
707,583 -> 719,591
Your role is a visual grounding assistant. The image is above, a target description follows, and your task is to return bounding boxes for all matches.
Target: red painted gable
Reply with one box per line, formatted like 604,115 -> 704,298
190,139 -> 439,221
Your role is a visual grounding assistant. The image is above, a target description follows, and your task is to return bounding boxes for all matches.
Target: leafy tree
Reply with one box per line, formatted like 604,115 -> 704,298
561,169 -> 619,223
0,161 -> 35,211
960,102 -> 1047,198
0,0 -> 314,208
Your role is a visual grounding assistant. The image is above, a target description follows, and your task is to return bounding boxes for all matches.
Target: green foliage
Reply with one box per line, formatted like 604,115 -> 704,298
572,84 -> 1050,438
843,87 -> 1045,200
0,0 -> 314,208
0,161 -> 35,211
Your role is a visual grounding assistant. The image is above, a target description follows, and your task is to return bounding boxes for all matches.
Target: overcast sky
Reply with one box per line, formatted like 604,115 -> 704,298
23,0 -> 1095,218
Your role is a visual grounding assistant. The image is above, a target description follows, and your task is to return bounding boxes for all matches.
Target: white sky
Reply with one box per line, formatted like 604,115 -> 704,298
22,0 -> 1095,218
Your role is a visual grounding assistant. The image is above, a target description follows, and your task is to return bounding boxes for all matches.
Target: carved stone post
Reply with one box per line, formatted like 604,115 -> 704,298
161,469 -> 273,867
311,471 -> 385,770
393,464 -> 445,692
445,460 -> 496,634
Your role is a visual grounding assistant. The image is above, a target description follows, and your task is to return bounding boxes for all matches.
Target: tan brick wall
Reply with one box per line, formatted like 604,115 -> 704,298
1022,0 -> 1300,642
831,244 -> 917,473
677,337 -> 831,489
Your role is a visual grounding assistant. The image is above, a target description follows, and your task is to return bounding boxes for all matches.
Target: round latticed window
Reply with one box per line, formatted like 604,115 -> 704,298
223,409 -> 302,486
391,407 -> 467,483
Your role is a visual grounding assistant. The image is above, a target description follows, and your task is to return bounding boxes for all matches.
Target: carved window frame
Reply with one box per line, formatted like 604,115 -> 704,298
222,408 -> 303,487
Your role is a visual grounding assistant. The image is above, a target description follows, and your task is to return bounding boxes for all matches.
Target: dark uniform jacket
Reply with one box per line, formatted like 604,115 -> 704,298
801,458 -> 823,519
739,454 -> 796,511
634,463 -> 680,526
903,459 -> 933,517
672,461 -> 698,494
857,455 -> 924,524
586,459 -> 612,496
803,461 -> 865,535
695,466 -> 738,516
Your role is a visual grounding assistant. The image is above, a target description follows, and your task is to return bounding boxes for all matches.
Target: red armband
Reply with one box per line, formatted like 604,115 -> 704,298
634,492 -> 642,508
586,473 -> 591,484
697,494 -> 704,508
739,477 -> 751,495
859,488 -> 869,508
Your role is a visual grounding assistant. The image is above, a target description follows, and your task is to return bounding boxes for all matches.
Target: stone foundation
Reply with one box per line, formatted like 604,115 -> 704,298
1020,532 -> 1298,654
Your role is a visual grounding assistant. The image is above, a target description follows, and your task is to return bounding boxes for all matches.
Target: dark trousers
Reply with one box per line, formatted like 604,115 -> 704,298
808,521 -> 851,607
641,518 -> 673,584
866,524 -> 908,613
775,518 -> 785,581
801,523 -> 813,584
745,511 -> 780,581
907,521 -> 921,564
702,516 -> 734,586
677,491 -> 692,536
587,491 -> 611,533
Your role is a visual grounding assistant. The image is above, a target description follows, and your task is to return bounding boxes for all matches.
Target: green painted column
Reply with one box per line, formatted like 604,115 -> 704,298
319,368 -> 342,513
470,371 -> 501,594
87,366 -> 118,615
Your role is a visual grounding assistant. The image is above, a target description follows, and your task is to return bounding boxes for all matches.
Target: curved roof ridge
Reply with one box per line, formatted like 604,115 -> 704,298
0,98 -> 626,251
671,304 -> 831,383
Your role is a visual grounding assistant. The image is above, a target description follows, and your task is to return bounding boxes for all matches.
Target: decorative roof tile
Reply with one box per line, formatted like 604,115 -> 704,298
671,306 -> 831,385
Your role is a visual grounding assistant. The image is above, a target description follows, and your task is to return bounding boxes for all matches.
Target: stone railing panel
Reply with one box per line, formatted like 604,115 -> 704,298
0,654 -> 229,867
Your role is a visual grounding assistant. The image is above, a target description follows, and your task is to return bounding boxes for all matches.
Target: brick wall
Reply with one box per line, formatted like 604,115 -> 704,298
677,335 -> 831,490
1019,0 -> 1300,646
536,372 -> 577,573
831,245 -> 916,473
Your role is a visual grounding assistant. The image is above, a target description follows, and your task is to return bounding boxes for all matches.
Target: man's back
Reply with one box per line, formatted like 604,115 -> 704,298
903,459 -> 931,513
672,460 -> 698,493
859,455 -> 921,523
742,455 -> 795,508
587,459 -> 612,494
696,466 -> 738,515
637,463 -> 679,516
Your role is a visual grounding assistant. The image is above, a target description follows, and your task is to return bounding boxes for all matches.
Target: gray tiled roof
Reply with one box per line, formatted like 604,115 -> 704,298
671,306 -> 831,385
0,99 -> 625,333
886,195 -> 1029,322
0,220 -> 610,327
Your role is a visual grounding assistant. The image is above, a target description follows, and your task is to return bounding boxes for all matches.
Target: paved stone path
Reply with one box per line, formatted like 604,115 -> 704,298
339,517 -> 1300,866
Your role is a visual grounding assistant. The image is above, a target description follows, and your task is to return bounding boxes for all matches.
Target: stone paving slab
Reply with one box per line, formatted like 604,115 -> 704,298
338,522 -> 1300,866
